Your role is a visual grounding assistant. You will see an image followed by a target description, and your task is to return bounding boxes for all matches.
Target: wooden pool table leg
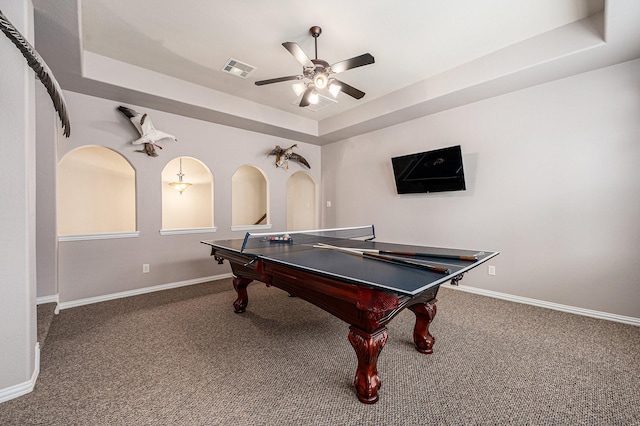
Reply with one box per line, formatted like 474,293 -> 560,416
408,299 -> 437,354
232,277 -> 252,313
348,326 -> 388,404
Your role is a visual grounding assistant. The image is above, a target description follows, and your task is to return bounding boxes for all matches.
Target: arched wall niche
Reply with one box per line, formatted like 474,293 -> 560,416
58,145 -> 136,235
231,165 -> 269,227
286,171 -> 317,231
161,157 -> 214,230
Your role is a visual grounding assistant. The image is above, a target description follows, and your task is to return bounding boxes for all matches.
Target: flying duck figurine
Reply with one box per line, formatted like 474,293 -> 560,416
117,106 -> 177,157
268,144 -> 310,169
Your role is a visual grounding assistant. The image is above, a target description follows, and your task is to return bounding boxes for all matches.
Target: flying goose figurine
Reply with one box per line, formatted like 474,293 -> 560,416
268,144 -> 310,169
117,106 -> 177,157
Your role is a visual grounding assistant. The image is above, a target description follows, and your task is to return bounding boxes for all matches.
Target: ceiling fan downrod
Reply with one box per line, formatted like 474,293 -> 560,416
310,26 -> 322,60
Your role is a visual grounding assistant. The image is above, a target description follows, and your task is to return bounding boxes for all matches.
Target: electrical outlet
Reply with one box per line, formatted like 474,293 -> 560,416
488,265 -> 496,276
143,264 -> 150,273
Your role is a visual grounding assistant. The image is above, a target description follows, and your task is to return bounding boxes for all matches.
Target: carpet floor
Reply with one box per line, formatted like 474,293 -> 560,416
1,279 -> 638,425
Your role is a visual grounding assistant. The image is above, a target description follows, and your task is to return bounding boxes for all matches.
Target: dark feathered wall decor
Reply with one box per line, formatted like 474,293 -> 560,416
268,144 -> 310,170
1,9 -> 71,137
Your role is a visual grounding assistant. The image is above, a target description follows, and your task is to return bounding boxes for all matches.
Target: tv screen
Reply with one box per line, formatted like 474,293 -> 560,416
391,145 -> 466,194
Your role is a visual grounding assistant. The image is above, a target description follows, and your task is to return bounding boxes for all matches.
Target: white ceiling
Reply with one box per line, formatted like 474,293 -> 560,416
80,0 -> 602,119
30,0 -> 640,144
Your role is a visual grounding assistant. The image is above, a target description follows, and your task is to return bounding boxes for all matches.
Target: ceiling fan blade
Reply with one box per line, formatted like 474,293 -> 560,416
255,75 -> 300,86
282,42 -> 314,68
299,86 -> 314,107
330,53 -> 375,74
332,79 -> 365,99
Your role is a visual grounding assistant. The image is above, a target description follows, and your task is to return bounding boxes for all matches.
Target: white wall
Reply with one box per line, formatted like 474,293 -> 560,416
0,0 -> 38,399
287,172 -> 317,231
58,146 -> 136,234
35,84 -> 59,299
322,58 -> 640,318
162,157 -> 213,230
50,91 -> 320,303
231,166 -> 268,226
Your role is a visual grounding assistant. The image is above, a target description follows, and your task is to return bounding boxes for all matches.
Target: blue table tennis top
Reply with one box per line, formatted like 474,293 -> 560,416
203,236 -> 498,296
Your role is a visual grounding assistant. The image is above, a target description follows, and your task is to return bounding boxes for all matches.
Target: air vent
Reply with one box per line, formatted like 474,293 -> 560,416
221,58 -> 256,78
291,94 -> 338,112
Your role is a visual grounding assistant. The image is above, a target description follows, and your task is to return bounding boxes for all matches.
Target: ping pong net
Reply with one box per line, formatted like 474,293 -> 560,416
240,225 -> 375,252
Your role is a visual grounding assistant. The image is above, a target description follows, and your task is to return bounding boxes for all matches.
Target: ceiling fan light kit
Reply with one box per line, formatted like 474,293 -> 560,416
328,81 -> 341,97
308,90 -> 320,105
313,73 -> 328,89
292,82 -> 306,96
255,26 -> 375,108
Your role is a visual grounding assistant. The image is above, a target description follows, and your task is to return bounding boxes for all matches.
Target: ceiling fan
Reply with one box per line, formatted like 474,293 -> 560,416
255,26 -> 375,107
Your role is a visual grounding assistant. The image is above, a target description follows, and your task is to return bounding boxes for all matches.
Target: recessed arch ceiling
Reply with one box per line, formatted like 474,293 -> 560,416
32,0 -> 640,144
80,0 -> 604,119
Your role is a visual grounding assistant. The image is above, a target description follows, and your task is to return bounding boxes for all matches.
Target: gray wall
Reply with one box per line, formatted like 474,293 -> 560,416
0,0 -> 38,394
322,58 -> 640,318
44,60 -> 640,317
51,91 -> 321,304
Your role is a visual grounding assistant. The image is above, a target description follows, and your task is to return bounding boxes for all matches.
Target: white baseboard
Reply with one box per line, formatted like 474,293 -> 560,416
36,294 -> 59,305
0,343 -> 40,404
445,284 -> 640,326
57,273 -> 233,311
37,276 -> 640,326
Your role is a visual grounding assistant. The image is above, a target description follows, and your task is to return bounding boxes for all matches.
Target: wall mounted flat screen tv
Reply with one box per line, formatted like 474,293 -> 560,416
391,145 -> 466,194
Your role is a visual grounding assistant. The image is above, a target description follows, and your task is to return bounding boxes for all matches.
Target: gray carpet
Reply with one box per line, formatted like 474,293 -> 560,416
36,302 -> 56,348
1,279 -> 638,425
